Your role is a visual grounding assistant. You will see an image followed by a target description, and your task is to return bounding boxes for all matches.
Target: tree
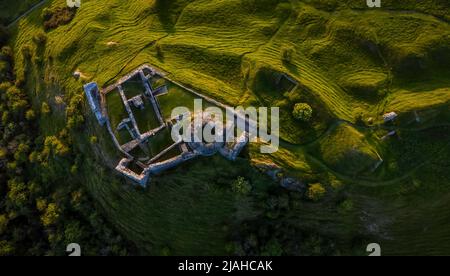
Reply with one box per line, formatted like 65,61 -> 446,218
0,147 -> 7,159
90,136 -> 98,144
21,45 -> 32,59
261,238 -> 283,256
64,221 -> 84,244
231,176 -> 252,195
14,143 -> 31,164
0,240 -> 14,256
42,136 -> 70,158
292,103 -> 313,122
6,86 -> 28,114
7,178 -> 28,208
0,60 -> 11,80
155,43 -> 164,60
307,183 -> 326,202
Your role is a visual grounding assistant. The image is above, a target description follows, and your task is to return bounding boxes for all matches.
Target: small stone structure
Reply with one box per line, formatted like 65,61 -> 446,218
86,65 -> 249,187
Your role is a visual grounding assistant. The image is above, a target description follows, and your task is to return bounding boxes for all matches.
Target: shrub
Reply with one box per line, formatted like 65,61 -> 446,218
307,183 -> 326,201
293,103 -> 313,122
42,8 -> 53,21
0,148 -> 7,159
0,240 -> 14,256
43,7 -> 77,30
1,46 -> 13,62
21,45 -> 32,59
90,136 -> 98,144
156,43 -> 164,59
41,203 -> 60,227
41,102 -> 51,115
33,32 -> 47,46
0,214 -> 8,235
231,176 -> 252,195
0,26 -> 9,46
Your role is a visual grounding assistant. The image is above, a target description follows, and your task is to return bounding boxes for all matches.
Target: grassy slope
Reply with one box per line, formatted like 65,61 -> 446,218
9,0 -> 450,255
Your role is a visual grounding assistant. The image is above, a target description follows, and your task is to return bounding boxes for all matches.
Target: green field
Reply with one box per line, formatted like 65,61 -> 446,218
5,0 -> 450,255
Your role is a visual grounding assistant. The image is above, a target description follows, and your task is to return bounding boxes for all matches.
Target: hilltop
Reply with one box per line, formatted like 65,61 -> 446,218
1,0 -> 449,255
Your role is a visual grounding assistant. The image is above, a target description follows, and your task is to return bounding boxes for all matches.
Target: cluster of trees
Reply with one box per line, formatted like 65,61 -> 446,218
0,25 -> 134,255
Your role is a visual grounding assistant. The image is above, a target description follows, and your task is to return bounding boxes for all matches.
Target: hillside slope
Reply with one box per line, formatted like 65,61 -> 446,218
5,0 -> 450,255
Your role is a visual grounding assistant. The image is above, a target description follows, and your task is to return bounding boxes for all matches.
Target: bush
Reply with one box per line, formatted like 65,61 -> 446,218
0,240 -> 14,256
41,102 -> 51,115
307,183 -> 326,201
0,215 -> 8,235
281,46 -> 295,63
156,43 -> 164,59
292,103 -> 313,122
41,8 -> 53,21
43,7 -> 77,31
231,176 -> 252,195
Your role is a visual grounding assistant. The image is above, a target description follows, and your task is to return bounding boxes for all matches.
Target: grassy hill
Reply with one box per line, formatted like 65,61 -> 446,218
5,0 -> 450,255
